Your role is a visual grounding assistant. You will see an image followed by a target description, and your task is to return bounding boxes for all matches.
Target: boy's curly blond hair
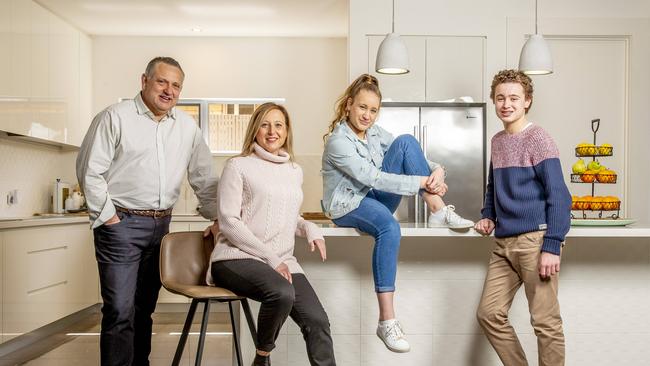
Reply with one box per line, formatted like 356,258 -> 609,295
490,69 -> 534,113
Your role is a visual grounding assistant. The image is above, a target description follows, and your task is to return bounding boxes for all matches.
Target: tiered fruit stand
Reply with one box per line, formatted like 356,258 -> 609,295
570,119 -> 621,220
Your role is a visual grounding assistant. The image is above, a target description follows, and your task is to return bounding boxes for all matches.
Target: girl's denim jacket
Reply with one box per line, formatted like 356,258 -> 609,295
321,121 -> 440,219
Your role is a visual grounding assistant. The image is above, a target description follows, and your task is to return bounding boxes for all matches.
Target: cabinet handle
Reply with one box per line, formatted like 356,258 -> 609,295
28,280 -> 68,295
27,245 -> 68,255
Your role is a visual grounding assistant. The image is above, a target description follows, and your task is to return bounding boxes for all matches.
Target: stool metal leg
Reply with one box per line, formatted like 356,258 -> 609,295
229,301 -> 243,366
195,300 -> 211,366
241,298 -> 258,348
173,299 -> 199,366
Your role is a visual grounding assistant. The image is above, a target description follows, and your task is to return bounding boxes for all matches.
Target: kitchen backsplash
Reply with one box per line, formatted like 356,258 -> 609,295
0,140 -> 325,218
0,138 -> 78,218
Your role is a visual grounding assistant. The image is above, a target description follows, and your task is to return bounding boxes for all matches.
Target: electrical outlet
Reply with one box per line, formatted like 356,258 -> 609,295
6,189 -> 18,205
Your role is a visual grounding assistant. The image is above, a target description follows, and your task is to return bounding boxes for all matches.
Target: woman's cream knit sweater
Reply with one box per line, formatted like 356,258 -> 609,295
206,143 -> 324,285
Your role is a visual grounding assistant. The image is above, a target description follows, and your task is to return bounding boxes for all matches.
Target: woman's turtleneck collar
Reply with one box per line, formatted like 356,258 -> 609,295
253,142 -> 290,163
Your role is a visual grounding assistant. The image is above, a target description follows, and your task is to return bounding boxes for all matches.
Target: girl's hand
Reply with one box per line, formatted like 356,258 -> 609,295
425,167 -> 446,194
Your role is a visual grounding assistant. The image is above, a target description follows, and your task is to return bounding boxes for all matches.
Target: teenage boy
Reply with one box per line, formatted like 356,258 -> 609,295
475,69 -> 571,366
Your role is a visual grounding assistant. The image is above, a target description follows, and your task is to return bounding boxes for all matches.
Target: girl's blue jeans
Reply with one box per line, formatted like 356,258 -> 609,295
332,135 -> 431,292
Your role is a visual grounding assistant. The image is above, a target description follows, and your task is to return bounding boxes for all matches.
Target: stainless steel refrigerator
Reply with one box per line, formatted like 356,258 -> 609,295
375,102 -> 486,223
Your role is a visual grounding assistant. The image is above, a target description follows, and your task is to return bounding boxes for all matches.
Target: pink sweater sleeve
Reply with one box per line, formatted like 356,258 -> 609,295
295,216 -> 324,243
217,160 -> 284,269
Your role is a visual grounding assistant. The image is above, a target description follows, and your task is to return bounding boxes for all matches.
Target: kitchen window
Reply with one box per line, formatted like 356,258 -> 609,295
178,98 -> 285,154
122,97 -> 284,154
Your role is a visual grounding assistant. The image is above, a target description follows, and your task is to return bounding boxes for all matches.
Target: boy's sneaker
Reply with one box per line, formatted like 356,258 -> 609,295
376,319 -> 410,353
427,205 -> 474,229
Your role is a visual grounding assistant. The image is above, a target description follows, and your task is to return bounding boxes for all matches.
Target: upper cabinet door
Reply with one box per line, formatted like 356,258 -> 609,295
29,2 -> 50,141
368,35 -> 426,102
48,13 -> 78,144
73,32 -> 93,147
425,36 -> 485,103
0,0 -> 12,97
0,0 -> 33,137
11,0 -> 32,99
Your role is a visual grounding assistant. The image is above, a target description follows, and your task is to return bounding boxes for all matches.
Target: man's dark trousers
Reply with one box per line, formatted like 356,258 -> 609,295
93,210 -> 171,366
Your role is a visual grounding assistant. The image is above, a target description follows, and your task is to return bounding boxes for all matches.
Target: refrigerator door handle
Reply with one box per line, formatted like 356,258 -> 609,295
414,126 -> 420,224
422,125 -> 428,224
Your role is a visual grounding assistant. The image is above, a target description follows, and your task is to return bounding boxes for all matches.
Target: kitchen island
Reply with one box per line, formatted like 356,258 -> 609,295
2,216 -> 648,365
235,222 -> 650,366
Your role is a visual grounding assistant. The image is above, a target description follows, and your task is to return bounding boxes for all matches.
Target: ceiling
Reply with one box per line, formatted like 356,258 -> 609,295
35,0 -> 348,37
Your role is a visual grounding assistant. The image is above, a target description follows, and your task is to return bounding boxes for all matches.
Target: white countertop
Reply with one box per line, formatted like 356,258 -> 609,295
0,213 -> 210,229
316,222 -> 650,238
0,215 -> 89,229
2,215 -> 649,237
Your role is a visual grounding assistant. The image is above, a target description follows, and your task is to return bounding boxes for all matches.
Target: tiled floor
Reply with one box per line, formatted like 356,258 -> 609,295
0,308 -> 234,366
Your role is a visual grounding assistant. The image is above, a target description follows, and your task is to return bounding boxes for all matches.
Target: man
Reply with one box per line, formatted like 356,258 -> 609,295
475,69 -> 571,366
76,57 -> 219,366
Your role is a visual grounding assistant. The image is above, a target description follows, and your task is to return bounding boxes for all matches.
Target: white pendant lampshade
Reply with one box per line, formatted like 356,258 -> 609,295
376,33 -> 409,74
519,34 -> 553,75
518,0 -> 553,75
375,0 -> 409,75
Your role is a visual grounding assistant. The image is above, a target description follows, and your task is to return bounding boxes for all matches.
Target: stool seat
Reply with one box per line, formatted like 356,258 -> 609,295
160,231 -> 257,366
165,282 -> 239,299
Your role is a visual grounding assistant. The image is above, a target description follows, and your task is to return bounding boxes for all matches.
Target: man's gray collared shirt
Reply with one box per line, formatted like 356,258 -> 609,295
76,93 -> 218,228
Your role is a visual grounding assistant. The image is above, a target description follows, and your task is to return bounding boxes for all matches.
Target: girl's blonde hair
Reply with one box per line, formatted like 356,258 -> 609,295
239,102 -> 294,160
323,73 -> 382,141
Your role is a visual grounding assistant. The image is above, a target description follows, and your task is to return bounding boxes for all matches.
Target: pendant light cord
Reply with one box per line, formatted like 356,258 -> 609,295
535,0 -> 538,34
392,0 -> 395,33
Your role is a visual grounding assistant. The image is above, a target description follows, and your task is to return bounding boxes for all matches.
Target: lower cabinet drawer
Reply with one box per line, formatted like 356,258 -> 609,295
2,224 -> 99,340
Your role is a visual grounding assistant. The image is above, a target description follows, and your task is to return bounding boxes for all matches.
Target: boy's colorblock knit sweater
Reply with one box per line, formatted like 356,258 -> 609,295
481,124 -> 571,255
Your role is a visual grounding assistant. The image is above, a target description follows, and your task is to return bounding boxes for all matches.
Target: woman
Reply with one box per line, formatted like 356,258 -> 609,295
208,103 -> 336,366
321,74 -> 472,353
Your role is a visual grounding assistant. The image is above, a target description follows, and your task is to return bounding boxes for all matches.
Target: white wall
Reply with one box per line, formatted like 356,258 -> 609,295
350,0 -> 650,224
92,36 -> 347,212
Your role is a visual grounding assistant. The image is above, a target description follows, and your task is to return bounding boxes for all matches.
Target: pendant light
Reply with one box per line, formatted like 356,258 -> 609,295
518,0 -> 553,75
375,0 -> 409,74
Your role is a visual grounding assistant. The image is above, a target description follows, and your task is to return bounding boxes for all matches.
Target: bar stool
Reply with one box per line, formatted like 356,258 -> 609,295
160,231 -> 257,366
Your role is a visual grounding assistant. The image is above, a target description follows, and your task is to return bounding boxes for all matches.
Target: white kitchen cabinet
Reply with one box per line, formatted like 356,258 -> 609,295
425,36 -> 485,102
189,222 -> 211,232
29,1 -> 50,141
48,13 -> 79,144
368,35 -> 426,102
1,224 -> 99,342
0,0 -> 32,137
366,35 -> 486,103
0,0 -> 11,98
74,32 -> 93,147
0,0 -> 91,147
10,0 -> 31,99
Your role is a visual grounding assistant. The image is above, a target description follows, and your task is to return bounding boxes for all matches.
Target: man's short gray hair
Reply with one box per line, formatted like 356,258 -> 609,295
144,57 -> 185,78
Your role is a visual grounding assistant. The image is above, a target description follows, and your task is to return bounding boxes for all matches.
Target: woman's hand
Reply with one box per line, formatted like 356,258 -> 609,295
275,262 -> 292,283
310,239 -> 327,261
